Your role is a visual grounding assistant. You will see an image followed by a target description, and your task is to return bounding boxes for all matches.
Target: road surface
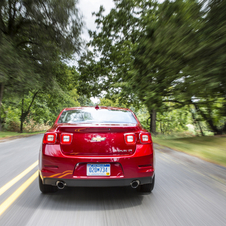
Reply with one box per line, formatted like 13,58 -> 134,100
0,134 -> 226,226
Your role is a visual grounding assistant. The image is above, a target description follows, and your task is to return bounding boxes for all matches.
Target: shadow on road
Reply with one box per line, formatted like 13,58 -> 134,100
35,186 -> 150,211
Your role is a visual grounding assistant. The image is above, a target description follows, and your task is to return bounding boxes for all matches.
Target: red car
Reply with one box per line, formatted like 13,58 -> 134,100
39,106 -> 155,193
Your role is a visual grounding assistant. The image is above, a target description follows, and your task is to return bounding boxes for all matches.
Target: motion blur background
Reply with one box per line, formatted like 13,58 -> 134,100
0,0 -> 226,164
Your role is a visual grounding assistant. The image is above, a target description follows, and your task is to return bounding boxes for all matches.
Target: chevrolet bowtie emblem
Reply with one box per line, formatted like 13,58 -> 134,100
91,136 -> 106,142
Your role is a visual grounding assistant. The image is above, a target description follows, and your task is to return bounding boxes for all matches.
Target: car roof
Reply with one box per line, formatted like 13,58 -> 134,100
62,106 -> 133,112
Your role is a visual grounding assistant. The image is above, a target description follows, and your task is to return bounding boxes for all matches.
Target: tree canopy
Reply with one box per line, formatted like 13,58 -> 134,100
0,0 -> 83,131
78,0 -> 226,134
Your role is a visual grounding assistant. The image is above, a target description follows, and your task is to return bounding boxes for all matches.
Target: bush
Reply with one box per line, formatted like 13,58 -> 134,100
23,119 -> 50,132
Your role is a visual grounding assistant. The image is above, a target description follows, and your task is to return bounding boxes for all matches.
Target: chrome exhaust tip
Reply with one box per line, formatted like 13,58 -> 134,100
130,180 -> 140,189
56,181 -> 66,189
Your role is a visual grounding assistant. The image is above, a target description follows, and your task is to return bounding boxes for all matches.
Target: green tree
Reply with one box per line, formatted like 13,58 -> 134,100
0,0 -> 83,131
131,0 -> 203,133
99,98 -> 127,108
1,65 -> 84,131
189,0 -> 226,134
79,0 -> 226,135
78,0 -> 158,132
133,0 -> 226,134
18,64 -> 83,132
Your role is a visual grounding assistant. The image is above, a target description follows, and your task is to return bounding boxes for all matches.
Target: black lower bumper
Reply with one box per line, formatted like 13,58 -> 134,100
43,176 -> 154,187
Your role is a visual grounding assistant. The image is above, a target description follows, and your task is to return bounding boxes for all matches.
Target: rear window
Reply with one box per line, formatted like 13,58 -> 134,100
58,109 -> 137,124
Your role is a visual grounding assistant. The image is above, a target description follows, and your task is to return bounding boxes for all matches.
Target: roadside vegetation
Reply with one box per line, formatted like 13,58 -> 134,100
78,0 -> 226,136
153,135 -> 226,167
0,131 -> 44,139
0,0 -> 91,133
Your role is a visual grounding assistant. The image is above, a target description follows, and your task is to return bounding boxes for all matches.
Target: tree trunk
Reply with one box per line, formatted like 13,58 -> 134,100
190,107 -> 204,136
20,98 -> 24,133
197,120 -> 204,136
19,91 -> 39,133
0,83 -> 4,131
160,121 -> 163,134
222,123 -> 226,134
221,102 -> 226,133
193,103 -> 221,135
150,109 -> 156,135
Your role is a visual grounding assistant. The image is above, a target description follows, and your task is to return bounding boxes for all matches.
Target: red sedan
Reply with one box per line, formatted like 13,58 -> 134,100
39,106 -> 155,193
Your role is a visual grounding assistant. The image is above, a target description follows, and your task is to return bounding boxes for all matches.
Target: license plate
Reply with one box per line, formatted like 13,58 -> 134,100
87,164 -> 110,176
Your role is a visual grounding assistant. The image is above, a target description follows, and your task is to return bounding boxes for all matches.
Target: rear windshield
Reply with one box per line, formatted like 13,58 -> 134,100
58,109 -> 137,124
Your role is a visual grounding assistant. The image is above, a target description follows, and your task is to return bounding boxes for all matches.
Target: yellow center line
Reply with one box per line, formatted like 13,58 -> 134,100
0,170 -> 38,216
0,161 -> 38,196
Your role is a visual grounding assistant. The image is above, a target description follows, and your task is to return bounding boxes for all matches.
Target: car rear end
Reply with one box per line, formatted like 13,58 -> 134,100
39,107 -> 155,192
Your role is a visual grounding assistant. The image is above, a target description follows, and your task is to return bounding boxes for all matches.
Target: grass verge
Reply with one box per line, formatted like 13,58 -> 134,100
0,131 -> 45,139
153,135 -> 226,167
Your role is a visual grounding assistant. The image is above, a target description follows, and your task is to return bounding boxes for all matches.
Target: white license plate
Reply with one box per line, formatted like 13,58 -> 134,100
87,164 -> 111,176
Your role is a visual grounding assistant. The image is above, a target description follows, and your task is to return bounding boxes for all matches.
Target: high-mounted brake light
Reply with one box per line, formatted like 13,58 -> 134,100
124,133 -> 136,145
140,133 -> 152,144
43,133 -> 56,144
61,133 -> 73,144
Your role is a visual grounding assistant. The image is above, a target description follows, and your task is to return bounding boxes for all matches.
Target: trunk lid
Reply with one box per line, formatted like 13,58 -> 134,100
57,124 -> 139,156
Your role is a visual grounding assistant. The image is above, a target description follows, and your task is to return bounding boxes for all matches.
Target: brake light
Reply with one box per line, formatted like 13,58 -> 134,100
140,133 -> 152,144
124,133 -> 136,145
61,133 -> 73,144
43,133 -> 56,144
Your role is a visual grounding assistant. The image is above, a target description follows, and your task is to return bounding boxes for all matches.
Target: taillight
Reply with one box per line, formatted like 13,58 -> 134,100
140,133 -> 152,144
43,133 -> 56,144
124,133 -> 136,145
61,133 -> 73,144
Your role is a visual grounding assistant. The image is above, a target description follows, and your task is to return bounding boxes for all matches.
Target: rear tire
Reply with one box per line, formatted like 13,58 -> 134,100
39,174 -> 57,193
140,175 -> 155,192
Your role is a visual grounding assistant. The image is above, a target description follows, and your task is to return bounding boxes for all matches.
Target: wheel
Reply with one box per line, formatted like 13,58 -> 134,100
39,174 -> 57,193
140,175 -> 155,192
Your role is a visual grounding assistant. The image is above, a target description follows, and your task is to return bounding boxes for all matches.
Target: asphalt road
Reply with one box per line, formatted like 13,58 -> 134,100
0,134 -> 226,226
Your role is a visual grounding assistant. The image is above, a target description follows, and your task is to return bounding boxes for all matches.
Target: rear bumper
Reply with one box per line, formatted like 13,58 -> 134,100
39,143 -> 155,185
42,176 -> 154,187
